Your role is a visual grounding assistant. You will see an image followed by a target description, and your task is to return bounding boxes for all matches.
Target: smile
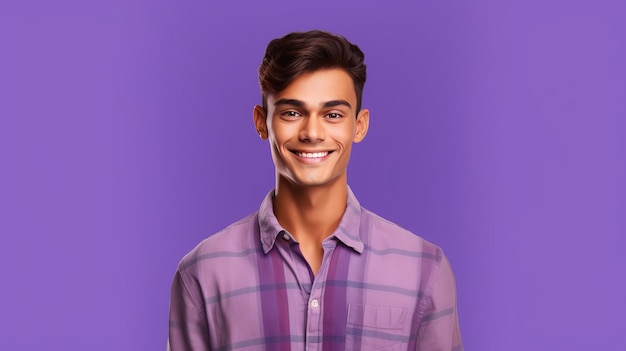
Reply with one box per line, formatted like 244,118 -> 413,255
295,151 -> 330,158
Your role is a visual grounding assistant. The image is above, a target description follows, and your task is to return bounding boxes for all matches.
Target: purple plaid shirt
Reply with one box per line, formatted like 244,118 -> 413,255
168,188 -> 463,350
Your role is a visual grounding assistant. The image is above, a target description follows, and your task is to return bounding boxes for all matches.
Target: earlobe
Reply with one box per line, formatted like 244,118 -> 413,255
353,108 -> 370,143
253,105 -> 269,140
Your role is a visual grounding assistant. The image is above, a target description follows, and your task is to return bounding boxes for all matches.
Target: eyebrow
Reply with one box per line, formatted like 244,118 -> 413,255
322,100 -> 352,109
274,99 -> 352,109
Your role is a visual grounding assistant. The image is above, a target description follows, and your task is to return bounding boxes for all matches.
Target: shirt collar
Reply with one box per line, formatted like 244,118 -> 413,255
258,186 -> 364,254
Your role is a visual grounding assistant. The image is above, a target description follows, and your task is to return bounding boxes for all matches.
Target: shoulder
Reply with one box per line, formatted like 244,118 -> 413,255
356,207 -> 454,306
359,207 -> 443,260
177,211 -> 261,274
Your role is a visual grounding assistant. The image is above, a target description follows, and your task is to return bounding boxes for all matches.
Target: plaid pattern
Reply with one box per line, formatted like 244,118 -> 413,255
169,188 -> 462,350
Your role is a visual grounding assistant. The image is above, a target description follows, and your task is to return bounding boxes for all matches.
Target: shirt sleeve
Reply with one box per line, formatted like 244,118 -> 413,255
416,254 -> 463,351
168,268 -> 211,351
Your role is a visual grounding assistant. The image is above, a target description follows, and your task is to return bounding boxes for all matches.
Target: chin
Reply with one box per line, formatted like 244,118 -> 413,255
290,174 -> 342,188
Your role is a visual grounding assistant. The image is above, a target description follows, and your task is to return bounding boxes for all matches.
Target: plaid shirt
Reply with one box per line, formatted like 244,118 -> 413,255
168,188 -> 463,350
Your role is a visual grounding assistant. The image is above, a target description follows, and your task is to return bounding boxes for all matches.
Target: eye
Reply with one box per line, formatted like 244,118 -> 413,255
326,112 -> 343,119
282,111 -> 301,118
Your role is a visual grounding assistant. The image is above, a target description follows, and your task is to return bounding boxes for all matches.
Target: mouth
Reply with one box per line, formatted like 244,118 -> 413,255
289,150 -> 334,161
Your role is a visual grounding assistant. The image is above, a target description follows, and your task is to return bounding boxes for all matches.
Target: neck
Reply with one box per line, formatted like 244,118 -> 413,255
273,176 -> 348,245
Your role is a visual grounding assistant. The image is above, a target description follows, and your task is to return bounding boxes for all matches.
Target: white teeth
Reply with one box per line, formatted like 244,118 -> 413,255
296,151 -> 329,158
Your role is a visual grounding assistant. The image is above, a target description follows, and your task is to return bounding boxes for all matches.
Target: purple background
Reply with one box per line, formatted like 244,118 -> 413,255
1,0 -> 624,350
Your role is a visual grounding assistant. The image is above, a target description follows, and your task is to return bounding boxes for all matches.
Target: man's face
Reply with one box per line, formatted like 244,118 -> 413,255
254,68 -> 369,188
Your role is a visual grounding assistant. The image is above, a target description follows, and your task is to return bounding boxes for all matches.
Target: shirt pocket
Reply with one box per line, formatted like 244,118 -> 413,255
345,304 -> 408,351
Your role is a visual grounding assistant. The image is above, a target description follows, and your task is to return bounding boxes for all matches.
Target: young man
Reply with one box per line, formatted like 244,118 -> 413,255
168,30 -> 463,350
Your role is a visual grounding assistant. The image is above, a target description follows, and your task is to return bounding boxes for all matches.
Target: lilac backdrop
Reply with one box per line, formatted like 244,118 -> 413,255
1,0 -> 624,350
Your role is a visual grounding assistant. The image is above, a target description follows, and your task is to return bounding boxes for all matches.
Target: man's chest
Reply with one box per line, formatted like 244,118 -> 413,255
199,244 -> 427,351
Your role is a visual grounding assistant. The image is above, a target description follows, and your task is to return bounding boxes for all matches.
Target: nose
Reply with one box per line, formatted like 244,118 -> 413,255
299,116 -> 325,142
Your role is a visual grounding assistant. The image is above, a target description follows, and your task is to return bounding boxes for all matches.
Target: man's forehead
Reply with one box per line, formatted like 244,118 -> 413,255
267,69 -> 357,109
271,98 -> 353,109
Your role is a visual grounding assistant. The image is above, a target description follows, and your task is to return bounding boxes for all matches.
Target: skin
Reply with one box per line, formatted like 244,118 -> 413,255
253,68 -> 369,275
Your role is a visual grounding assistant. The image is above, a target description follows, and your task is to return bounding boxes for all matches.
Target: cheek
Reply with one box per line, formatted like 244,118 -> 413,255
268,130 -> 290,157
271,123 -> 298,145
329,126 -> 355,147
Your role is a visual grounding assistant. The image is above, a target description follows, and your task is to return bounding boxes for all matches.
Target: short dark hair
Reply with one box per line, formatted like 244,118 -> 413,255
258,30 -> 367,114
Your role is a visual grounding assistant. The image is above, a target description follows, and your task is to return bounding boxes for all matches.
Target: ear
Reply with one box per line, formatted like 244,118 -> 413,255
353,108 -> 369,143
253,105 -> 269,140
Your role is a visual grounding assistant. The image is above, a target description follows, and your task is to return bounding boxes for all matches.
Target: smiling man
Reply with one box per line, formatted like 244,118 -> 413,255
168,30 -> 463,351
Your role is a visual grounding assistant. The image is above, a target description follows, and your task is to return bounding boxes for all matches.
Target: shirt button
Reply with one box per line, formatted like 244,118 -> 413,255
310,299 -> 319,308
283,233 -> 290,240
